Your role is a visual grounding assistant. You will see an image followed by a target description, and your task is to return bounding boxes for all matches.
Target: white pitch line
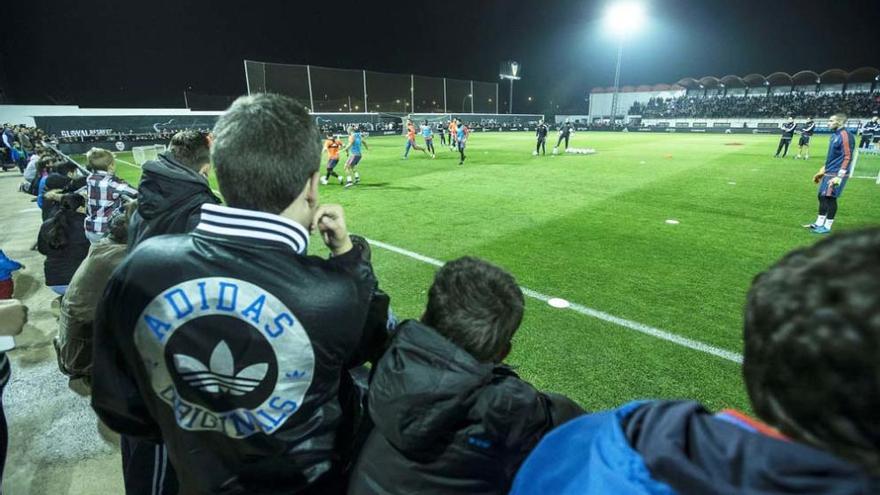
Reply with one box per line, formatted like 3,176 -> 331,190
367,239 -> 743,364
115,159 -> 743,365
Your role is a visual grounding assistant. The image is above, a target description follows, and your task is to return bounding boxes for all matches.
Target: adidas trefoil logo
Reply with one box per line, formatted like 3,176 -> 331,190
173,341 -> 268,396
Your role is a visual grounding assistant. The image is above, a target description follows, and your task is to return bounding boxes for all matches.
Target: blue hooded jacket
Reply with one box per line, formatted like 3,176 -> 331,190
0,250 -> 22,282
511,400 -> 878,495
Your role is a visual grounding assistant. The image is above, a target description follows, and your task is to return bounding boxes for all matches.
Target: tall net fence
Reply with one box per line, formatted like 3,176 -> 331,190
245,60 -> 499,115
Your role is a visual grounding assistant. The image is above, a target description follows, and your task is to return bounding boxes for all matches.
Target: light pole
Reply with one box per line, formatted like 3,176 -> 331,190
461,93 -> 472,112
604,2 -> 646,126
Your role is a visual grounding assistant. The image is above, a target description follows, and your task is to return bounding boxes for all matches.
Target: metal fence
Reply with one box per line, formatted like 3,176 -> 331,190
245,60 -> 500,114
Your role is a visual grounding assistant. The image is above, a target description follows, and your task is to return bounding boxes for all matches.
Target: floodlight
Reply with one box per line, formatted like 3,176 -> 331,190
604,2 -> 645,37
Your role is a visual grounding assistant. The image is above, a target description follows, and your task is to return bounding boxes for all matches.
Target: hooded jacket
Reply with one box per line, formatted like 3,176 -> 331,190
37,210 -> 90,286
348,320 -> 584,495
91,203 -> 391,494
128,152 -> 221,248
511,400 -> 879,495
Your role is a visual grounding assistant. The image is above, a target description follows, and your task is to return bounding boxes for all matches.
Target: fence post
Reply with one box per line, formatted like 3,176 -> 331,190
411,74 -> 415,115
443,78 -> 448,114
306,65 -> 315,112
470,80 -> 474,113
363,70 -> 368,113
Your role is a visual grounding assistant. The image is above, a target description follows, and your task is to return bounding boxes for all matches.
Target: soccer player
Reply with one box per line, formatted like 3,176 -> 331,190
554,121 -> 573,154
774,116 -> 796,158
437,122 -> 447,146
804,113 -> 854,234
456,119 -> 469,165
858,115 -> 878,149
421,120 -> 436,158
795,116 -> 815,160
403,120 -> 427,159
343,125 -> 369,188
535,119 -> 549,155
320,131 -> 344,185
448,119 -> 458,150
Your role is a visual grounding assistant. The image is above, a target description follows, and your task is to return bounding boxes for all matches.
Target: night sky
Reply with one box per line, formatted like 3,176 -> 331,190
2,0 -> 878,113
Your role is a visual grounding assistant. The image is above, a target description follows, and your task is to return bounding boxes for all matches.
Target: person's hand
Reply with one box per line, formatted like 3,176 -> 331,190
44,189 -> 63,202
830,177 -> 842,187
310,204 -> 353,256
813,173 -> 824,184
0,299 -> 28,336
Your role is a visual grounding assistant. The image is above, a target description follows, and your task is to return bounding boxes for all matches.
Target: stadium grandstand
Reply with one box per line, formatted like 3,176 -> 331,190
589,67 -> 880,131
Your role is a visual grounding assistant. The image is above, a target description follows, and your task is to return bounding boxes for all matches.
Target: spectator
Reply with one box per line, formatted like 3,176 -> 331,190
511,228 -> 880,495
84,148 -> 137,244
91,94 -> 391,495
0,298 -> 27,491
349,256 -> 584,495
0,251 -> 23,299
39,161 -> 80,220
56,204 -> 133,387
128,130 -> 221,248
37,194 -> 90,295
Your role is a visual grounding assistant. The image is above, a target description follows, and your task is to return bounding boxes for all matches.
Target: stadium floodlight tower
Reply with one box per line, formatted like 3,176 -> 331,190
500,61 -> 522,114
604,1 -> 646,126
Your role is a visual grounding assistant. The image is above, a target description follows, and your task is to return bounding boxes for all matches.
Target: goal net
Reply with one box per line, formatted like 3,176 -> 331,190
851,147 -> 880,184
132,145 -> 166,166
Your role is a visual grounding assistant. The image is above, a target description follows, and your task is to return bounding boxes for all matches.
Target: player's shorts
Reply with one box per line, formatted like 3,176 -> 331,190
872,135 -> 880,143
799,135 -> 811,146
818,175 -> 848,198
346,154 -> 362,167
327,158 -> 339,169
457,141 -> 466,151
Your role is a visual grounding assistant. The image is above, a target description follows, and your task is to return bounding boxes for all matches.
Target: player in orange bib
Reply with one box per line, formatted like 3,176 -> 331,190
403,120 -> 427,159
320,131 -> 345,185
448,119 -> 458,150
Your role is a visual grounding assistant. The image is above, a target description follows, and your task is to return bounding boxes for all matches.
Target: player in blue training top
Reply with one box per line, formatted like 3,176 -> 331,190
343,125 -> 369,188
858,116 -> 878,149
775,116 -> 796,158
456,119 -> 469,165
421,121 -> 436,158
804,113 -> 854,234
795,117 -> 815,160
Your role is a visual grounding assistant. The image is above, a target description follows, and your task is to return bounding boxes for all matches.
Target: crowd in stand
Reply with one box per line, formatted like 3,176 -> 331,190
1,95 -> 879,494
630,92 -> 880,118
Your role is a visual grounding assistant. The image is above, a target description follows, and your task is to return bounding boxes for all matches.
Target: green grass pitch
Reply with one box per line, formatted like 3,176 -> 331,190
91,131 -> 880,413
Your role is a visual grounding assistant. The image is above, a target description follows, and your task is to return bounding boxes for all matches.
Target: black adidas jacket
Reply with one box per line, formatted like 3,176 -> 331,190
348,320 -> 584,495
91,203 -> 391,494
128,152 -> 221,249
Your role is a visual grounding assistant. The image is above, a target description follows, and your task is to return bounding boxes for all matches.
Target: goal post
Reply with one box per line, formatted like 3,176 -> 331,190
131,144 -> 166,166
850,146 -> 880,184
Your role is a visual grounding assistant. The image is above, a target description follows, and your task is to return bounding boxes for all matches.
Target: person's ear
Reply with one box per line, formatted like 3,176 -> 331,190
495,342 -> 512,363
305,171 -> 320,209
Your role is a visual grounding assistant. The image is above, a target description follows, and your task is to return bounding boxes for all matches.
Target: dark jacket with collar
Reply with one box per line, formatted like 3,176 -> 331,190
511,400 -> 879,495
348,320 -> 584,495
128,152 -> 221,249
91,203 -> 391,495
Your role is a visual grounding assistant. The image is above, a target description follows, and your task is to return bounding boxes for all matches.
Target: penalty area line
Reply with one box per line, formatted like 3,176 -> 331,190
115,158 -> 742,365
365,239 -> 743,364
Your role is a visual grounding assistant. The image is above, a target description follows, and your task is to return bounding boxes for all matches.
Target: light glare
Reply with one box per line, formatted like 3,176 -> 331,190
604,2 -> 646,37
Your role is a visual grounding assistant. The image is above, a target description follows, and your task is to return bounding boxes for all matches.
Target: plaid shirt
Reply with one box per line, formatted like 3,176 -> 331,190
85,171 -> 137,236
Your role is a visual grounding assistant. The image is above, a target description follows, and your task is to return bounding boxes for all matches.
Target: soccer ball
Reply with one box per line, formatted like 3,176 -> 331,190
552,147 -> 559,155
532,150 -> 538,156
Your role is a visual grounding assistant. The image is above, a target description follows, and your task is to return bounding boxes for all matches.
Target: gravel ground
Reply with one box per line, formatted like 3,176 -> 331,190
0,172 -> 124,494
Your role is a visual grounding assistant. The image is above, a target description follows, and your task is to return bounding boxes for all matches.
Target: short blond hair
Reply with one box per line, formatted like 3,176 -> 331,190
86,148 -> 114,171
